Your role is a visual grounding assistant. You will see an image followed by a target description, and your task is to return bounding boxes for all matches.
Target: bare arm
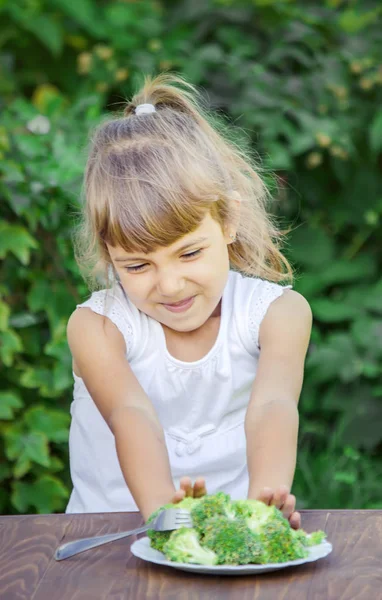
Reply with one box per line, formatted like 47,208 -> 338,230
67,308 -> 176,520
245,290 -> 312,499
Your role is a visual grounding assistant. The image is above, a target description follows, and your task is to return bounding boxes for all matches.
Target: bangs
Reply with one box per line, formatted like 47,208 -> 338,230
102,184 -> 212,253
93,141 -> 227,254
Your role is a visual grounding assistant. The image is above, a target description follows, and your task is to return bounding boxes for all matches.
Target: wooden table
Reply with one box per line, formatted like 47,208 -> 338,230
0,510 -> 381,599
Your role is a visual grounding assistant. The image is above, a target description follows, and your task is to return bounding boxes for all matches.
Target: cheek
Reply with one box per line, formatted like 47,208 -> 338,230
119,275 -> 150,302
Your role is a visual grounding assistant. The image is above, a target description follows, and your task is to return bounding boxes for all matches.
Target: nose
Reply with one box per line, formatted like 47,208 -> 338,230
156,269 -> 186,299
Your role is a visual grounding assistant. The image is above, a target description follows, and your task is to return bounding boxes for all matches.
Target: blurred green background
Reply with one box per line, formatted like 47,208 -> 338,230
1,0 -> 381,515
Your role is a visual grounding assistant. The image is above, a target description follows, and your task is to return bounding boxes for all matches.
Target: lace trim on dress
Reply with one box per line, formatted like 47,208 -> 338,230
77,290 -> 134,356
248,281 -> 292,349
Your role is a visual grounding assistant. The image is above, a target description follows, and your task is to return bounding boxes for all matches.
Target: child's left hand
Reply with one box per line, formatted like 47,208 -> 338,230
251,485 -> 301,530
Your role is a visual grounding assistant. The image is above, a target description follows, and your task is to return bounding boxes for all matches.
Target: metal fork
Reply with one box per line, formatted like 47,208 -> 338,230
54,508 -> 193,561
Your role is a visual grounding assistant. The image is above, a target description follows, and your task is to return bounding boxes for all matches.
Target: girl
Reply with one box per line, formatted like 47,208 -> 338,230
66,73 -> 312,530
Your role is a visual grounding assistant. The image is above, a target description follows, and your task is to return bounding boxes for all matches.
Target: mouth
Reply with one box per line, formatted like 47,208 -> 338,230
161,295 -> 196,313
162,296 -> 194,307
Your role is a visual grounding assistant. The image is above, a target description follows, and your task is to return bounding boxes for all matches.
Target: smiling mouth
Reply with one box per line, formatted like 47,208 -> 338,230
162,296 -> 194,307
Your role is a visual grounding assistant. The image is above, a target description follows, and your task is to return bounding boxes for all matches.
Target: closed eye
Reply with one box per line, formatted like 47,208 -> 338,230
125,249 -> 203,273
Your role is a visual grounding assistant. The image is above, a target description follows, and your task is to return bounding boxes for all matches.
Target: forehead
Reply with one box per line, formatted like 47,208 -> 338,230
108,212 -> 223,260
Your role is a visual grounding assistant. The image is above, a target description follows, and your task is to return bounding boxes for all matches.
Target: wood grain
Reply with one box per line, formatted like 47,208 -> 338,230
0,511 -> 381,600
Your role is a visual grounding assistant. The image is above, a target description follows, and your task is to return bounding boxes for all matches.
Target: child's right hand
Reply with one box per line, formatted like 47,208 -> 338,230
171,476 -> 207,503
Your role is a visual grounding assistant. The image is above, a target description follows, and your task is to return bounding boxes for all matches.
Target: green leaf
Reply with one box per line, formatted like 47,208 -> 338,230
0,462 -> 12,482
311,298 -> 360,323
365,280 -> 382,314
317,255 -> 377,287
4,428 -> 50,467
369,110 -> 382,154
0,222 -> 38,265
351,317 -> 382,354
12,476 -> 69,514
0,391 -> 24,420
307,334 -> 361,384
334,471 -> 356,485
50,0 -> 106,37
0,299 -> 10,331
9,312 -> 44,328
27,279 -> 52,312
20,367 -> 54,390
0,329 -> 23,366
23,15 -> 64,56
288,225 -> 335,268
24,406 -> 70,443
0,161 -> 25,183
13,455 -> 32,479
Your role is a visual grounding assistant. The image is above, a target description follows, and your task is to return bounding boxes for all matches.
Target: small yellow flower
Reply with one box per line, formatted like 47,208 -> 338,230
115,68 -> 130,82
305,152 -> 322,169
359,77 -> 373,91
0,126 -> 9,151
148,39 -> 162,52
364,211 -> 379,226
329,146 -> 348,160
350,61 -> 362,74
66,34 -> 87,50
94,45 -> 114,60
77,52 -> 92,74
316,133 -> 331,148
333,85 -> 347,100
96,82 -> 109,93
160,60 -> 174,71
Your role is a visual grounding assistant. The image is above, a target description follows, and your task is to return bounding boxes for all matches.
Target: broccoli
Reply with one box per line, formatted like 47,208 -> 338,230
202,515 -> 266,565
147,493 -> 327,566
190,491 -> 236,534
147,502 -> 175,552
241,500 -> 309,563
163,527 -> 218,565
147,497 -> 201,552
291,529 -> 327,547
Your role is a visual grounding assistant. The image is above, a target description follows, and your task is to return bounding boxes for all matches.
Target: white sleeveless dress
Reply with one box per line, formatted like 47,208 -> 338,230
65,270 -> 291,513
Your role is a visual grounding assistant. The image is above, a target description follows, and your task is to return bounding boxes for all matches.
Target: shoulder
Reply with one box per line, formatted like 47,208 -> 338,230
259,289 -> 312,350
67,305 -> 127,357
67,285 -> 140,360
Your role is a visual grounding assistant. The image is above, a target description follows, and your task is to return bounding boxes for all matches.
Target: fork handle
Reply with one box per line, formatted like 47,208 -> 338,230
54,523 -> 150,561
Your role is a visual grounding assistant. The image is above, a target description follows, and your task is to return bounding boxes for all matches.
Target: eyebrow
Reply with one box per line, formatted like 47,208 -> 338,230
114,236 -> 209,262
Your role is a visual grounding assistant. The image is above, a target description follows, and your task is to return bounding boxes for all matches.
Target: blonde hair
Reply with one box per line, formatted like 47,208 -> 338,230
73,72 -> 294,290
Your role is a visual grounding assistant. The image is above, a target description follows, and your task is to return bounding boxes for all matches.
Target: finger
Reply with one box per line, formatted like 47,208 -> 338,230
256,487 -> 274,505
193,477 -> 207,498
289,511 -> 301,530
172,489 -> 186,504
271,485 -> 290,510
280,494 -> 296,520
179,476 -> 193,497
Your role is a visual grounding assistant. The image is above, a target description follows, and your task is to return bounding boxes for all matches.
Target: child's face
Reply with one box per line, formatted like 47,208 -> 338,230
107,212 -> 234,332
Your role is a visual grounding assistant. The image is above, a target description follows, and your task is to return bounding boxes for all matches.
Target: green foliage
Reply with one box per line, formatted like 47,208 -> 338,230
1,0 -> 381,514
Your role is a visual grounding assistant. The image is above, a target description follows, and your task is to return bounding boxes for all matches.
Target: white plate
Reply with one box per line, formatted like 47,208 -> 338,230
131,536 -> 333,575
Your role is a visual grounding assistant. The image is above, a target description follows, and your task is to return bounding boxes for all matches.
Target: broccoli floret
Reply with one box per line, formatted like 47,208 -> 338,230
163,527 -> 218,565
290,527 -> 326,547
147,502 -> 175,552
202,515 -> 266,565
190,492 -> 236,534
239,500 -> 308,563
147,497 -> 201,552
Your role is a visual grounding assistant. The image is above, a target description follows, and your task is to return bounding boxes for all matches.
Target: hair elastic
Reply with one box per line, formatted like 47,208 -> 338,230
135,103 -> 156,116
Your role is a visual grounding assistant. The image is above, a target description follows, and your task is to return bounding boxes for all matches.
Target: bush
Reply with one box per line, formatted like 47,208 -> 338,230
1,0 -> 381,514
